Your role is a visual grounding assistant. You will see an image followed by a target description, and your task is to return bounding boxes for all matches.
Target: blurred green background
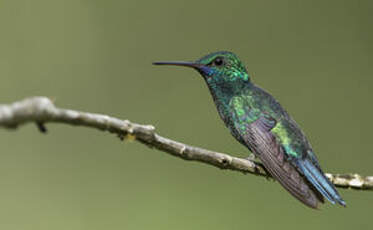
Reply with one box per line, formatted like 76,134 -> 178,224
0,0 -> 372,229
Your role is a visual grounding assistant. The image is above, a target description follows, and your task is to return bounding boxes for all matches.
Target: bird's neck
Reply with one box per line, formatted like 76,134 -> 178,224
207,80 -> 252,104
206,80 -> 253,121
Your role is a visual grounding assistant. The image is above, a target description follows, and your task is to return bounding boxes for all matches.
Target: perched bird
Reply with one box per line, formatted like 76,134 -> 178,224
153,51 -> 345,209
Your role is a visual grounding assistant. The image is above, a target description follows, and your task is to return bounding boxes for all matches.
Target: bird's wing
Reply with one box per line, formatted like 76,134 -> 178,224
232,112 -> 323,208
271,117 -> 346,206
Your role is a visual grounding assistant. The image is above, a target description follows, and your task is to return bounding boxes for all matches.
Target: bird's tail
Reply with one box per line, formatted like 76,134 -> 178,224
296,159 -> 346,207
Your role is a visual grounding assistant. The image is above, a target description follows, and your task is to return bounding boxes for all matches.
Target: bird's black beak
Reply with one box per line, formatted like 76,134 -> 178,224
152,61 -> 201,69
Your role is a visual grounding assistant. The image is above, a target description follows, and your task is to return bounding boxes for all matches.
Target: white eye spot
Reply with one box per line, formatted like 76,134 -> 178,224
213,57 -> 224,66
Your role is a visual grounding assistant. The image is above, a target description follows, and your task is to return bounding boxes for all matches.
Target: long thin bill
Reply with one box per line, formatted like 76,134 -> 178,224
152,61 -> 199,68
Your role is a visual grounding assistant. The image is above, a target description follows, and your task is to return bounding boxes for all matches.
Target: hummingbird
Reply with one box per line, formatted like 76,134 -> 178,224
153,51 -> 346,209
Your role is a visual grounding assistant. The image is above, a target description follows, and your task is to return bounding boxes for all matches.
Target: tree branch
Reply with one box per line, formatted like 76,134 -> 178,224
0,97 -> 372,190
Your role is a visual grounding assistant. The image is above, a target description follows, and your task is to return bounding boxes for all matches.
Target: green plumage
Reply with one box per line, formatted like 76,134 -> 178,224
154,51 -> 345,209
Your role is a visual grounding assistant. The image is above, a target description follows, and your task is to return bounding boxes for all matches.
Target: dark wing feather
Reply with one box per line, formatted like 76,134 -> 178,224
238,116 -> 323,209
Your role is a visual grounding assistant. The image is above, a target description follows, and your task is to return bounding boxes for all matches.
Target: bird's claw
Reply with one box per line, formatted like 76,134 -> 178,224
246,153 -> 256,161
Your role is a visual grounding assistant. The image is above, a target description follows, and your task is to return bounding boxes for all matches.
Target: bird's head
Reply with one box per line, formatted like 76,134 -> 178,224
153,51 -> 251,94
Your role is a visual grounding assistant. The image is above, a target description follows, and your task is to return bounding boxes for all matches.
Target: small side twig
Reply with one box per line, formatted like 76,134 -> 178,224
36,122 -> 47,133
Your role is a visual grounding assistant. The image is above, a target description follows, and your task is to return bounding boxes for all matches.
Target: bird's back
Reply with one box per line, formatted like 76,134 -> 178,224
247,85 -> 313,160
224,84 -> 313,160
217,84 -> 345,208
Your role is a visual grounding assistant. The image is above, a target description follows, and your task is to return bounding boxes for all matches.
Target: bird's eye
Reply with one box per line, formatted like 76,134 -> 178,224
213,57 -> 224,66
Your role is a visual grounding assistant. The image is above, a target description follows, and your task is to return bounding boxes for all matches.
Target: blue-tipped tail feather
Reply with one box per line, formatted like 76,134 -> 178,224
296,159 -> 346,207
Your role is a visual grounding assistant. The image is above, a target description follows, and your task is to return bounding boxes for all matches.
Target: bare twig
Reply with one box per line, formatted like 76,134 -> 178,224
0,97 -> 372,190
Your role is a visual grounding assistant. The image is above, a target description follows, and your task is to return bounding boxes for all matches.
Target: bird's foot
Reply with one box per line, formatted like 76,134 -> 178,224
245,155 -> 272,181
246,153 -> 256,161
